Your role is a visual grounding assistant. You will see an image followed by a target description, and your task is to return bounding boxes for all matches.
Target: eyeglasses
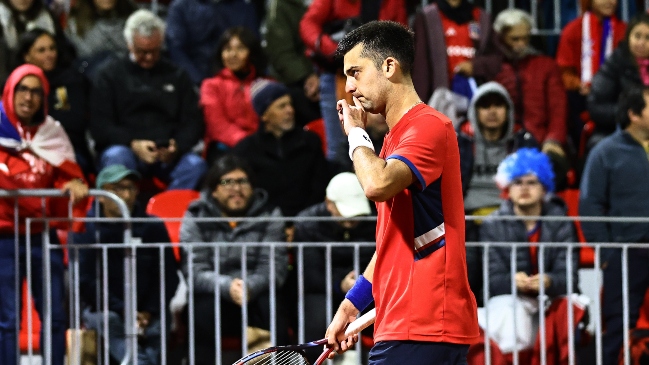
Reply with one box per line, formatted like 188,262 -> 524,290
219,178 -> 251,188
511,179 -> 541,187
15,85 -> 44,98
105,184 -> 138,194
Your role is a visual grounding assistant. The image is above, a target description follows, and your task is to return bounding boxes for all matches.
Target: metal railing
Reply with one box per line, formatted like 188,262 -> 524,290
7,198 -> 649,365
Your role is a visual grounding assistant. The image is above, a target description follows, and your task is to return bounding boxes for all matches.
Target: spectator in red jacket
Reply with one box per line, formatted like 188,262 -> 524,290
299,0 -> 407,165
458,9 -> 570,190
0,64 -> 89,365
200,26 -> 267,165
556,0 -> 626,151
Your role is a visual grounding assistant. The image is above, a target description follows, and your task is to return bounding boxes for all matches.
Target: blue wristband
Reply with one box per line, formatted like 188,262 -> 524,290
345,274 -> 373,311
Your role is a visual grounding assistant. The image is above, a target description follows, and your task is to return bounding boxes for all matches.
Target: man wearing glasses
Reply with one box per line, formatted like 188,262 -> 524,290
90,9 -> 207,190
72,164 -> 179,365
180,154 -> 290,364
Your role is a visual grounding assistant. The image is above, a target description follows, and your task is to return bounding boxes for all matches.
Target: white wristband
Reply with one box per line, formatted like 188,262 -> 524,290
348,127 -> 375,161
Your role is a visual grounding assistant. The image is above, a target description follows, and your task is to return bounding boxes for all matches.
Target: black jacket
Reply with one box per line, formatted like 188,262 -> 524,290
481,196 -> 579,298
89,54 -> 204,155
588,43 -> 643,136
294,202 -> 375,298
234,127 -> 330,216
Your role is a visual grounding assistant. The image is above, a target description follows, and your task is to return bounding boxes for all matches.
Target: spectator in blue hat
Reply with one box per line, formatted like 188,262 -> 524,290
72,164 -> 178,365
234,79 -> 330,217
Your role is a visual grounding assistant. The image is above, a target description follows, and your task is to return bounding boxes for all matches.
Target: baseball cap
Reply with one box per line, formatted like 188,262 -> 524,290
96,164 -> 141,189
326,172 -> 371,218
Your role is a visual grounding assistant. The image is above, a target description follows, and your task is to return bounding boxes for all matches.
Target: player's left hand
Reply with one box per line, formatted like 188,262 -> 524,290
337,97 -> 367,136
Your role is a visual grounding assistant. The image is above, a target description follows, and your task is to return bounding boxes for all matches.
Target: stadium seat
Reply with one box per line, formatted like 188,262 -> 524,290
19,280 -> 41,353
304,118 -> 327,155
146,189 -> 200,262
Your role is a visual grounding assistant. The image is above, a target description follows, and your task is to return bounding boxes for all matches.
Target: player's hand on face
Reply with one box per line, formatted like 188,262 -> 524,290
337,97 -> 367,136
325,299 -> 360,358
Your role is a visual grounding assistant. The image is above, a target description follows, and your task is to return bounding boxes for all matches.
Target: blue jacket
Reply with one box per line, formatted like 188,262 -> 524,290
165,0 -> 260,85
579,130 -> 649,244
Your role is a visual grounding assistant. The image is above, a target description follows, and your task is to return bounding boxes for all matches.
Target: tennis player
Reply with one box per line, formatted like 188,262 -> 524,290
325,21 -> 480,364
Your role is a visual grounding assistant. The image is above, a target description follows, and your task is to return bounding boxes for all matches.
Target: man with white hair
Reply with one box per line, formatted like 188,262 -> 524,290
455,9 -> 569,190
90,9 -> 207,191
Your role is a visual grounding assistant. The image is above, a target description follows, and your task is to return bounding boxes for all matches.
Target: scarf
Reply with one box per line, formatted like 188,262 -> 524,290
581,12 -> 614,84
0,102 -> 77,171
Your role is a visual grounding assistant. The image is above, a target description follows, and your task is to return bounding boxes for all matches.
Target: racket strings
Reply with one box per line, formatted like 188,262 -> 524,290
241,349 -> 311,365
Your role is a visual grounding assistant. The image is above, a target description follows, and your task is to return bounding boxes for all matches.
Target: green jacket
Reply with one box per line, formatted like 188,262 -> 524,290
265,0 -> 314,85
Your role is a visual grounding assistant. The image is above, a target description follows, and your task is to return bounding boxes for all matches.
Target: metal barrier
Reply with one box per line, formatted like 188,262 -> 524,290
8,204 -> 649,365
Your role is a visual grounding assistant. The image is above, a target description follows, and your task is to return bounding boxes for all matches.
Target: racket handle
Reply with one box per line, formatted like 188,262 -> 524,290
344,308 -> 376,336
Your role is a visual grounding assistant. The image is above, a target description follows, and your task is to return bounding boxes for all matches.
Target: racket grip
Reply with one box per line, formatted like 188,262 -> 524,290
344,308 -> 376,336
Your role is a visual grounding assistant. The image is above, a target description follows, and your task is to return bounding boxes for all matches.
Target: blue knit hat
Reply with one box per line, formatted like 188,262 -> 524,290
494,148 -> 555,192
250,79 -> 290,117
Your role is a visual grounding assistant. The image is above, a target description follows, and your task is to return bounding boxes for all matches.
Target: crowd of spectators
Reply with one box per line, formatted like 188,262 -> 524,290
2,0 -> 649,363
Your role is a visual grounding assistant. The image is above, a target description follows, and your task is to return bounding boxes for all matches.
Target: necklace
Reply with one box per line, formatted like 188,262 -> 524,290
405,100 -> 424,114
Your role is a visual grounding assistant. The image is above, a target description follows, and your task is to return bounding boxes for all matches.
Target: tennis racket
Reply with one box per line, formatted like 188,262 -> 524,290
232,308 -> 376,365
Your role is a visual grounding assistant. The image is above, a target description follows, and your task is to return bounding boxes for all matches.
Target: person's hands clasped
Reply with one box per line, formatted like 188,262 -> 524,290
131,139 -> 159,164
337,97 -> 367,136
325,299 -> 360,358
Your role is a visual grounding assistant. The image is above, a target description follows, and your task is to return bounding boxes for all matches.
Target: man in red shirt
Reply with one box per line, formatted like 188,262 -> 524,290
326,21 -> 479,364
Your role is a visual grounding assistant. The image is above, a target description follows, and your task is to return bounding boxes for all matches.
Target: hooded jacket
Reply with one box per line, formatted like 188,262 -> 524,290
0,64 -> 84,234
180,188 -> 289,302
458,81 -> 538,211
481,195 -> 579,298
471,38 -> 568,146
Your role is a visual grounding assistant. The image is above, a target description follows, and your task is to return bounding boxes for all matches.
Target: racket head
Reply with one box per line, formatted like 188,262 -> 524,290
232,339 -> 327,365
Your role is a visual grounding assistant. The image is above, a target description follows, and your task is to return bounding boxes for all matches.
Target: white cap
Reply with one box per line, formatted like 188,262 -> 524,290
326,172 -> 371,218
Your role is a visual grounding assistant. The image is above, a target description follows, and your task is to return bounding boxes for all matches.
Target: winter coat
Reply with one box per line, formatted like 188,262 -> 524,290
265,0 -> 313,85
233,127 -> 330,217
200,67 -> 262,148
481,196 -> 579,298
89,54 -> 204,156
458,81 -> 538,210
588,44 -> 643,136
165,0 -> 260,85
471,40 -> 568,146
180,189 -> 289,302
294,202 -> 375,297
412,3 -> 493,102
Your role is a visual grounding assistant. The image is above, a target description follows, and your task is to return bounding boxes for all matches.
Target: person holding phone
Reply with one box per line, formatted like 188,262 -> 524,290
90,10 -> 207,190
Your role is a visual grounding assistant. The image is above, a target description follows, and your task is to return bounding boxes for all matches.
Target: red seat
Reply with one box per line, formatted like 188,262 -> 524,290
304,118 -> 327,155
19,280 -> 41,353
555,189 -> 594,267
146,189 -> 200,261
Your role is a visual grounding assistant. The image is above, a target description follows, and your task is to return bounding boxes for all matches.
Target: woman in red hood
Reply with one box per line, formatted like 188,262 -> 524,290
0,64 -> 88,365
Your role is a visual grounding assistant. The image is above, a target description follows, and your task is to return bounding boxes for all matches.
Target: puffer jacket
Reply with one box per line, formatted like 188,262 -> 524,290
481,195 -> 579,298
588,43 -> 643,136
180,189 -> 289,302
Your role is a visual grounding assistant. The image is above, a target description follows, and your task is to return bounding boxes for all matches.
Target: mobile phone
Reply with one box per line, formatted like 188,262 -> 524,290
155,139 -> 170,148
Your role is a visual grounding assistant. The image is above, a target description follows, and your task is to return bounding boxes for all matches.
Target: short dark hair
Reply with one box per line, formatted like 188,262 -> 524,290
214,26 -> 266,77
618,87 -> 649,129
475,92 -> 508,109
335,21 -> 415,76
204,154 -> 256,192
